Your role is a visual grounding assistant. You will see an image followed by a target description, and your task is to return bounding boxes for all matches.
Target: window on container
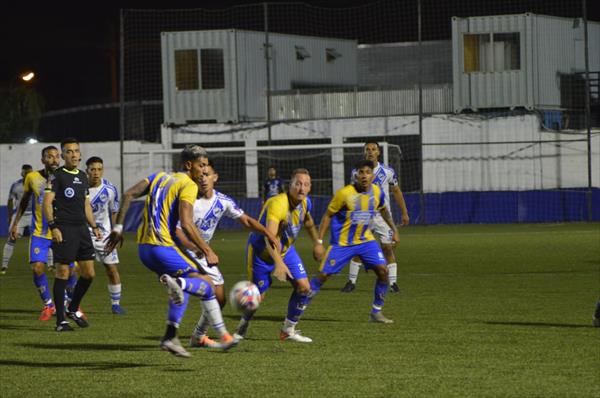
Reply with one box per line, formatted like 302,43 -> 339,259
295,46 -> 311,60
493,33 -> 520,71
326,48 -> 342,63
463,34 -> 491,72
200,49 -> 225,89
175,49 -> 199,90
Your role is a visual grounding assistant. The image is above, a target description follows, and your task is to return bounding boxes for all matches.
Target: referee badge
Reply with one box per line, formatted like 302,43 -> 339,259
64,187 -> 75,198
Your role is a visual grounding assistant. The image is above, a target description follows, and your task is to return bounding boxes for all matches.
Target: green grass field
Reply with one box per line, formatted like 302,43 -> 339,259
1,223 -> 599,397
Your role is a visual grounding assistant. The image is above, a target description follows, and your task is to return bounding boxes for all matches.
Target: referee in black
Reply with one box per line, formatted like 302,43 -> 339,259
43,137 -> 102,331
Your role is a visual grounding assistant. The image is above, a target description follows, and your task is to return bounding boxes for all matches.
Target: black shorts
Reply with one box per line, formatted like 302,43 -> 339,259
52,224 -> 95,264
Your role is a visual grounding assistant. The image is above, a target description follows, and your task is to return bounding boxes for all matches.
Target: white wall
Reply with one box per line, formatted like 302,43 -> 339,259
0,141 -> 165,204
169,114 -> 599,194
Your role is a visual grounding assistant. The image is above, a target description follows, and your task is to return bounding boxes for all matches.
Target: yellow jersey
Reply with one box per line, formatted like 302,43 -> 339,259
23,170 -> 52,239
327,184 -> 385,246
137,172 -> 198,246
248,192 -> 312,258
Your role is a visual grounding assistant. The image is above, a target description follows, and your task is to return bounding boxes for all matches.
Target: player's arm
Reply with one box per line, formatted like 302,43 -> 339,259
6,198 -> 13,225
43,189 -> 62,243
85,197 -> 102,240
237,214 -> 278,248
105,178 -> 150,252
9,190 -> 31,240
379,206 -> 399,244
179,200 -> 219,265
264,219 -> 291,282
174,226 -> 198,252
304,212 -> 325,261
391,185 -> 409,226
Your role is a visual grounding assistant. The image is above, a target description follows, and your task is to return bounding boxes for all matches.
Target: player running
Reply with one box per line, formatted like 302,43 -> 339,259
105,145 -> 238,357
2,164 -> 33,274
235,168 -> 325,343
341,140 -> 409,293
9,147 -> 61,321
309,159 -> 399,324
85,156 -> 126,314
174,160 -> 279,348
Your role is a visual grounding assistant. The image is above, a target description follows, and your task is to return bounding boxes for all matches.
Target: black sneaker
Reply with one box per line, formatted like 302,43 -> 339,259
55,321 -> 74,332
390,283 -> 400,293
66,310 -> 89,328
340,281 -> 356,293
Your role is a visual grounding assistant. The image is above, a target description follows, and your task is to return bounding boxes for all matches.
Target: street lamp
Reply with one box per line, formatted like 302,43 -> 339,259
20,71 -> 35,82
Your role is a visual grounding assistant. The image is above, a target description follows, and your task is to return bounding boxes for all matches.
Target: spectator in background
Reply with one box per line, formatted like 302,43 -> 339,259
262,167 -> 284,203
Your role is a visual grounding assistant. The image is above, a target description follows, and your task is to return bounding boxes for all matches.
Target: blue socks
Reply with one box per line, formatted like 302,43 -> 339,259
371,280 -> 388,313
286,290 -> 310,323
33,273 -> 53,305
167,292 -> 190,327
179,277 -> 215,300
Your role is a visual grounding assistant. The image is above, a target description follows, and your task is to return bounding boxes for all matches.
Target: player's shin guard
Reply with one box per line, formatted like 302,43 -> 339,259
53,278 -> 67,324
285,290 -> 310,324
167,291 -> 190,328
348,260 -> 361,284
2,241 -> 15,268
371,280 -> 388,314
67,277 -> 93,313
387,262 -> 398,285
201,297 -> 228,338
33,272 -> 53,305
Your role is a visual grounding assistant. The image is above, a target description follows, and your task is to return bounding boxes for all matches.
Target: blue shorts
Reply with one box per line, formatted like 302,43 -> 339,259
320,240 -> 386,275
138,244 -> 200,277
247,244 -> 307,294
29,235 -> 52,264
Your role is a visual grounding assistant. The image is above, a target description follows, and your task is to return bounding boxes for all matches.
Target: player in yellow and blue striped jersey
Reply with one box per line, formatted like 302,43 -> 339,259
105,145 -> 238,357
308,159 -> 399,324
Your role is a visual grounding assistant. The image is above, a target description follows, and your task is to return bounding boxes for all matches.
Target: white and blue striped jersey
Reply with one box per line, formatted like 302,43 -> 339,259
351,162 -> 398,210
88,179 -> 119,234
190,190 -> 244,243
9,178 -> 32,216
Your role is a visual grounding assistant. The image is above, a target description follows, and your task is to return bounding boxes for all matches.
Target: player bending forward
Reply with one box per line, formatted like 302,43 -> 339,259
308,160 -> 399,324
175,161 -> 279,348
106,145 -> 237,357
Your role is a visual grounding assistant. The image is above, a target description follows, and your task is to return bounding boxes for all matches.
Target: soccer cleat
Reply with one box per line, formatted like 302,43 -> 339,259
190,335 -> 219,348
233,319 -> 250,340
219,333 -> 240,351
279,329 -> 313,343
160,337 -> 191,358
66,310 -> 89,328
111,304 -> 127,315
0,266 -> 7,275
340,280 -> 356,293
369,311 -> 394,324
55,321 -> 74,332
39,305 -> 56,321
159,274 -> 184,304
390,283 -> 400,293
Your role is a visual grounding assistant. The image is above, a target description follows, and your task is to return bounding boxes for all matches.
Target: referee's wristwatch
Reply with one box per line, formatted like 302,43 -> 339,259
48,220 -> 58,230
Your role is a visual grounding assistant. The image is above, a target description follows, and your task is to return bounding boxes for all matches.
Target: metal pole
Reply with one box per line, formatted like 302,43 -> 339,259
582,0 -> 593,221
418,0 -> 425,224
119,9 -> 125,196
264,3 -> 272,148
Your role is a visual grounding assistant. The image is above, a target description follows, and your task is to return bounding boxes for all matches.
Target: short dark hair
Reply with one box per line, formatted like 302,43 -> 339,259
22,164 -> 33,170
364,140 -> 380,150
355,159 -> 375,171
60,137 -> 79,150
180,144 -> 207,164
41,145 -> 58,157
86,156 -> 103,167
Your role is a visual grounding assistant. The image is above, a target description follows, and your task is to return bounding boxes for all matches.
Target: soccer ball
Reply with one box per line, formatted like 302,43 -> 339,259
229,281 -> 261,312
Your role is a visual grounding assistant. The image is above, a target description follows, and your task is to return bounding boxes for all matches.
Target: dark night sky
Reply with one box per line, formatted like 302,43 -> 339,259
2,0 -> 598,112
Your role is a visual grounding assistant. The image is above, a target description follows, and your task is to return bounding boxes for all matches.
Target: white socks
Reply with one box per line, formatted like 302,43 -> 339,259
2,241 -> 15,268
388,263 -> 397,285
348,260 -> 361,284
201,298 -> 228,338
108,283 -> 122,305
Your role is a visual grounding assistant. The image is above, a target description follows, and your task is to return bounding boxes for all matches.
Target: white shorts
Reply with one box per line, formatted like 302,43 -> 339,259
370,212 -> 394,245
186,250 -> 224,286
92,232 -> 119,265
11,213 -> 32,237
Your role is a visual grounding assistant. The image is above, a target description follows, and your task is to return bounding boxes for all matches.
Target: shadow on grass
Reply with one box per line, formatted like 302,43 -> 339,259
482,320 -> 594,329
0,323 -> 48,331
268,285 -> 345,292
18,343 -> 155,351
0,308 -> 40,315
0,359 -> 153,370
222,314 -> 345,323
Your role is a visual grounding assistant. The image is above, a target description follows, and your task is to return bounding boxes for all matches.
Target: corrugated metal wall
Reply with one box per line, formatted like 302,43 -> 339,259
270,85 -> 453,120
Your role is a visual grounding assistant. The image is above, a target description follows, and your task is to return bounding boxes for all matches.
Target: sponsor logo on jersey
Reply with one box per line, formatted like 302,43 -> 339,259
73,177 -> 82,185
